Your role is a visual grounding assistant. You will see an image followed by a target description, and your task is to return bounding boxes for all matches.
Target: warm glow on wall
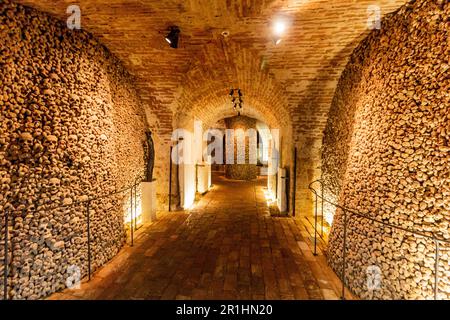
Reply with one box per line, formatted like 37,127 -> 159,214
183,179 -> 196,209
324,211 -> 334,226
264,188 -> 276,205
124,195 -> 143,225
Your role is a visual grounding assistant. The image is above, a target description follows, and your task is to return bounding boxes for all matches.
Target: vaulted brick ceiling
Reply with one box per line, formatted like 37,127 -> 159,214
17,0 -> 407,140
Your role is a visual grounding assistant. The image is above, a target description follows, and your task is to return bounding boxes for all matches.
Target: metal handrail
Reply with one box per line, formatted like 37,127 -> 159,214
2,175 -> 145,300
309,180 -> 450,243
308,179 -> 450,300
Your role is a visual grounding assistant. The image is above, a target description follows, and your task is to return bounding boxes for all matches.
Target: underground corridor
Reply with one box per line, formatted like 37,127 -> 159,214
48,172 -> 345,300
0,0 -> 449,302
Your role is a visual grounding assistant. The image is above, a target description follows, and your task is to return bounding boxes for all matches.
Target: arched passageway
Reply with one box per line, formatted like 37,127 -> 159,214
1,0 -> 448,301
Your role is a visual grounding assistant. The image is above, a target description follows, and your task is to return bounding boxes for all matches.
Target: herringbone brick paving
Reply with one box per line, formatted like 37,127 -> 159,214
49,174 -> 345,300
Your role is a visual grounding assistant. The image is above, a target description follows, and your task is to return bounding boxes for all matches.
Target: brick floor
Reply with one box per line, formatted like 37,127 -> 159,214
48,173 -> 347,300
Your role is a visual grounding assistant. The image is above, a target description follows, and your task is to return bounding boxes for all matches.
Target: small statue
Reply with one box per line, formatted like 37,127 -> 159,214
144,130 -> 155,182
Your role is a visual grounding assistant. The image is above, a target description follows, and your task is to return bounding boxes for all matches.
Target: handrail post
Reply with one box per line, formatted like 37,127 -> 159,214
434,239 -> 439,300
341,209 -> 347,300
321,181 -> 324,237
134,182 -> 137,231
313,190 -> 318,256
3,209 -> 8,300
86,201 -> 91,281
169,146 -> 173,212
130,188 -> 134,247
292,147 -> 297,217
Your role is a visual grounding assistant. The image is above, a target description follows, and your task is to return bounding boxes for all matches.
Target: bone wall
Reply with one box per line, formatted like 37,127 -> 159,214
323,0 -> 450,299
0,2 -> 147,299
225,116 -> 258,181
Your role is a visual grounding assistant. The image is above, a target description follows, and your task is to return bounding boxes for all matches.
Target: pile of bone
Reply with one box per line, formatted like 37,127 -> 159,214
0,2 -> 146,299
323,0 -> 450,300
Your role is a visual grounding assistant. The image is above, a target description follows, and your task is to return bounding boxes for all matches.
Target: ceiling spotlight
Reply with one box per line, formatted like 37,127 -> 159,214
165,26 -> 180,48
271,17 -> 290,46
273,20 -> 286,36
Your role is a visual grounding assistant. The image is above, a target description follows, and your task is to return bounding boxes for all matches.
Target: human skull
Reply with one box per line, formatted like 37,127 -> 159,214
68,135 -> 78,143
87,134 -> 96,142
44,135 -> 58,152
59,139 -> 67,150
48,177 -> 61,194
39,224 -> 48,232
20,132 -> 33,151
69,93 -> 80,102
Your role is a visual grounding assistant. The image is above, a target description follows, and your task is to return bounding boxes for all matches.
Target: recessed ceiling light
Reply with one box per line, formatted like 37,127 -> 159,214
273,20 -> 286,36
271,16 -> 290,46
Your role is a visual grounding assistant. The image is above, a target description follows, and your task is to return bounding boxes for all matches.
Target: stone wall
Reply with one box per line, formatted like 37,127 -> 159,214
225,116 -> 258,181
0,2 -> 147,299
323,0 -> 449,299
